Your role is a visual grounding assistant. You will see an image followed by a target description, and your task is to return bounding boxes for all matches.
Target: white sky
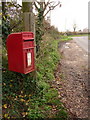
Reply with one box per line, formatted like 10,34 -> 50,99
18,0 -> 89,32
50,0 -> 89,32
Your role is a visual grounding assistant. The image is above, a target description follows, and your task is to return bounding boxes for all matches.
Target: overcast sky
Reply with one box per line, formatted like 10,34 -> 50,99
18,0 -> 89,32
50,0 -> 89,32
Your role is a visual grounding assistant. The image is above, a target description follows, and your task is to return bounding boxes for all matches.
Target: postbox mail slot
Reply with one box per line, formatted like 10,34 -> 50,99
24,39 -> 34,42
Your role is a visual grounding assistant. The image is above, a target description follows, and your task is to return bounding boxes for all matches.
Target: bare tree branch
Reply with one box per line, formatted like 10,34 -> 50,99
44,1 -> 61,17
33,0 -> 61,18
43,1 -> 53,12
43,10 -> 50,17
34,2 -> 39,11
8,2 -> 22,8
36,1 -> 41,5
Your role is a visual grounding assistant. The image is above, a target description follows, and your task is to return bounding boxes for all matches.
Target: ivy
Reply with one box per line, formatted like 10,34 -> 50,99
2,13 -> 10,46
35,8 -> 44,56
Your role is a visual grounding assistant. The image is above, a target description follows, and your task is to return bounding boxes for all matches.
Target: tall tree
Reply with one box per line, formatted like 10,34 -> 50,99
22,0 -> 61,55
34,0 -> 61,55
73,23 -> 77,32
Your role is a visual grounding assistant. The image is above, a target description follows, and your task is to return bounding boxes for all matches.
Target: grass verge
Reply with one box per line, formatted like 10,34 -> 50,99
68,34 -> 88,37
60,35 -> 72,41
2,31 -> 69,119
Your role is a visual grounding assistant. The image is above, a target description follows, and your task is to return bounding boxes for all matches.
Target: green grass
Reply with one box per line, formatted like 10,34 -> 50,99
29,33 -> 68,119
68,34 -> 88,37
60,35 -> 72,41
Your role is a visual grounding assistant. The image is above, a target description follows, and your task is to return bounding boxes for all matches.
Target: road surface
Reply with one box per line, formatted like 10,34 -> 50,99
57,40 -> 88,118
72,36 -> 89,53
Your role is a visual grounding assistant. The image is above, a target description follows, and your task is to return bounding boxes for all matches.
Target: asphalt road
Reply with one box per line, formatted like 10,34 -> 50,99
72,36 -> 89,53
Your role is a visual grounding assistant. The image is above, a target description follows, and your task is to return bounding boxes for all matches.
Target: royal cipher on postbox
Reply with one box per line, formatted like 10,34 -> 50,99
7,32 -> 35,74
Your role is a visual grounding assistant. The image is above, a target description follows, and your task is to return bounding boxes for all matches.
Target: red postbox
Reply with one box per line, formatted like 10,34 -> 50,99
7,32 -> 35,74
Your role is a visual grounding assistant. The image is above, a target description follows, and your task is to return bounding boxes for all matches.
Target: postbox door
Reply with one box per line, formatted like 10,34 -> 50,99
23,48 -> 34,73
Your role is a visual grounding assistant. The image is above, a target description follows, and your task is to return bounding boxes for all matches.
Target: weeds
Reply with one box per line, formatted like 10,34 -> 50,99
2,27 -> 68,119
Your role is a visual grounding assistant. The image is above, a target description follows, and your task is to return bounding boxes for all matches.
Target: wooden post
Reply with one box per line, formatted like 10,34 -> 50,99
22,2 -> 35,33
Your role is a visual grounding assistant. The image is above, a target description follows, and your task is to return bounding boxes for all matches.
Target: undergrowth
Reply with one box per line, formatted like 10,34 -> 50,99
2,27 -> 68,119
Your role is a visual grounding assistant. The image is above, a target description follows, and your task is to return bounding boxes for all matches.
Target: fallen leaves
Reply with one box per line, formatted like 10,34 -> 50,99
3,104 -> 7,109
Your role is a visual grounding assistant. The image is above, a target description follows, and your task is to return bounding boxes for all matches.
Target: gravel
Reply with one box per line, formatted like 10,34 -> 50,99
54,40 -> 88,119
